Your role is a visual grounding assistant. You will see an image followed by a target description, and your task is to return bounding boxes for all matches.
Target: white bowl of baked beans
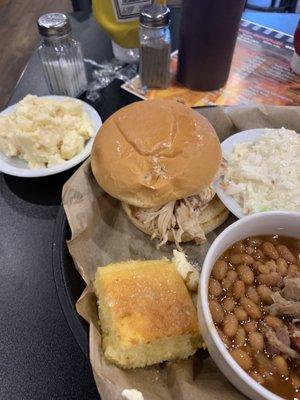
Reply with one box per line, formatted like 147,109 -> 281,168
198,211 -> 300,400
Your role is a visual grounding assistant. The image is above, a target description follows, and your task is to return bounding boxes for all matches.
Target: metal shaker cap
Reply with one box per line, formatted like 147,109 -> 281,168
37,13 -> 71,37
140,5 -> 170,28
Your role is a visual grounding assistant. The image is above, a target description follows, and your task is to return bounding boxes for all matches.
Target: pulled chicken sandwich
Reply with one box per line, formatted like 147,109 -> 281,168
91,99 -> 228,249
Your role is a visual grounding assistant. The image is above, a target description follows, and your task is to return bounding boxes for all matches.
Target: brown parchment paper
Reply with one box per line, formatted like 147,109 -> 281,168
62,105 -> 300,400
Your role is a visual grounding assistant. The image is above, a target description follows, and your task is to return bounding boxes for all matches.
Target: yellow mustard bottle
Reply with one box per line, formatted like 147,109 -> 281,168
92,0 -> 166,61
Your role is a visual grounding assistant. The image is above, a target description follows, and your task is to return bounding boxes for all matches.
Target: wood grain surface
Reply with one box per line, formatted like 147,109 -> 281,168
0,0 -> 72,110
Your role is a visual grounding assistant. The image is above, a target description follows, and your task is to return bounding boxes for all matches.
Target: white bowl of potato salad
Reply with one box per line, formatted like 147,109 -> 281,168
215,128 -> 300,218
0,95 -> 102,177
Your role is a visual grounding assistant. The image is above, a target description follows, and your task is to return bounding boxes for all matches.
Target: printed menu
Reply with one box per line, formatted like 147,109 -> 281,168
122,19 -> 300,106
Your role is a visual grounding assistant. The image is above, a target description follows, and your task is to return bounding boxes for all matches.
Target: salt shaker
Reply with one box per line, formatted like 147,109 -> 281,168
139,5 -> 171,88
37,13 -> 88,97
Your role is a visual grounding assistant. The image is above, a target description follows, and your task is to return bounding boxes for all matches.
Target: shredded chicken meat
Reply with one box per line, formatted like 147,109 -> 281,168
282,278 -> 300,301
265,326 -> 300,361
268,277 -> 300,319
268,292 -> 300,319
135,187 -> 215,250
264,276 -> 300,364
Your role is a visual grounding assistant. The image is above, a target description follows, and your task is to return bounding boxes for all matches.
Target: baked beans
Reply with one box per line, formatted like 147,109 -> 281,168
222,297 -> 236,313
209,278 -> 222,297
209,235 -> 300,400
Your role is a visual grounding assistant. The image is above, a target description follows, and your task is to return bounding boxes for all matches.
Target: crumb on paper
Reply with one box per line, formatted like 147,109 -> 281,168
172,250 -> 199,292
121,388 -> 144,400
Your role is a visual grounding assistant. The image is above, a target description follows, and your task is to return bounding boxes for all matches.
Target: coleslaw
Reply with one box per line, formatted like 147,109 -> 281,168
222,128 -> 300,214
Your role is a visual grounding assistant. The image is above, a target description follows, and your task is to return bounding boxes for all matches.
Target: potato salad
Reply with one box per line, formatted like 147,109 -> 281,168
0,95 -> 93,168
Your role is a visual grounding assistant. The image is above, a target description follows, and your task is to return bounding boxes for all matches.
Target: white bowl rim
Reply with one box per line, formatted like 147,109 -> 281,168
199,210 -> 300,400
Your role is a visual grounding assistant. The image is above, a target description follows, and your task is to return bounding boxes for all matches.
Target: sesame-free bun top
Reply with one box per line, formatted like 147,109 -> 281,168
91,100 -> 221,208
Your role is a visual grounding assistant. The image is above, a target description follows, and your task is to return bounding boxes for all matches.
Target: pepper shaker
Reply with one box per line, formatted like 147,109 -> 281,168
37,13 -> 88,97
139,5 -> 171,89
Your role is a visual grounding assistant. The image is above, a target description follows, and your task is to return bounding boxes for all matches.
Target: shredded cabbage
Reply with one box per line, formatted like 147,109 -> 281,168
222,128 -> 300,214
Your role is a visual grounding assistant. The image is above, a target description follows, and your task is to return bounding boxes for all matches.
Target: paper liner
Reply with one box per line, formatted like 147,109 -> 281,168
62,105 -> 300,400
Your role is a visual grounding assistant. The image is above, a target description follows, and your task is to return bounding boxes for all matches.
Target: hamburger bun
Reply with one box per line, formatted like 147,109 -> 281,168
91,100 -> 221,208
122,196 -> 229,243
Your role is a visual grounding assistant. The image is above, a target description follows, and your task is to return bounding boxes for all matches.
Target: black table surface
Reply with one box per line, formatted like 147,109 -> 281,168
0,10 -> 298,400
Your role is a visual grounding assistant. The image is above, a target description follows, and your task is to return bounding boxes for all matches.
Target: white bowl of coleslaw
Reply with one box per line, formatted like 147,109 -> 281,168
215,128 -> 300,219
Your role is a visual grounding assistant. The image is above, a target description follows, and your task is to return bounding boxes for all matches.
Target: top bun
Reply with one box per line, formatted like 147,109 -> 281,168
91,100 -> 221,208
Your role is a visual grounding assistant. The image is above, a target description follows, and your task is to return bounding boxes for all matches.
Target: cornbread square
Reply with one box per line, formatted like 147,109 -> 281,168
94,259 -> 200,369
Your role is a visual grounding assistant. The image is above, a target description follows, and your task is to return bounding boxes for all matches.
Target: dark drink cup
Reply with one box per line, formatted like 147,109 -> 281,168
177,0 -> 245,91
291,19 -> 300,75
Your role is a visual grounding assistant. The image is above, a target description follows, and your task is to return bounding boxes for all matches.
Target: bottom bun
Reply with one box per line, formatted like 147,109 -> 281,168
122,197 -> 229,244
